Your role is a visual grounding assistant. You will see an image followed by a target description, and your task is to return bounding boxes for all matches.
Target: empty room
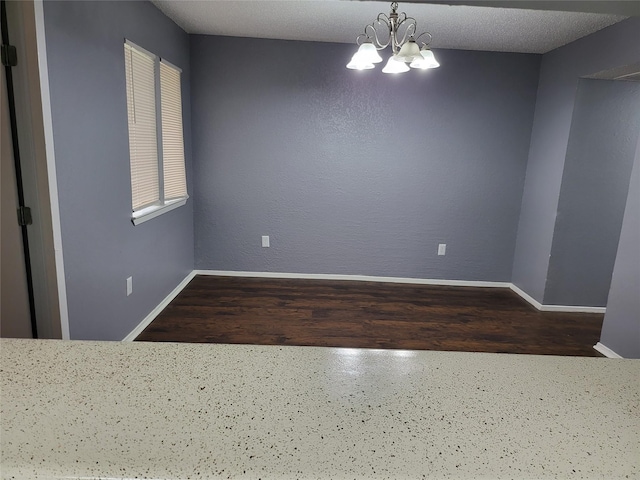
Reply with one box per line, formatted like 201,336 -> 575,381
1,0 -> 639,478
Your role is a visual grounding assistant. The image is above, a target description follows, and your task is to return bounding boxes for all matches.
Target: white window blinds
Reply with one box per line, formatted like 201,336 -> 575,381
124,41 -> 188,220
160,61 -> 187,200
124,43 -> 159,210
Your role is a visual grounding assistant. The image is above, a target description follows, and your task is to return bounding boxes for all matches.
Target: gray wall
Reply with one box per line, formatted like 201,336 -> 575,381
191,36 -> 540,281
544,79 -> 640,306
599,136 -> 640,358
43,1 -> 193,340
511,17 -> 640,303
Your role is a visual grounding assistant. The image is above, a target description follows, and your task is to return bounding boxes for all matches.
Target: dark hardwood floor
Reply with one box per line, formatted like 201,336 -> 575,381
137,276 -> 604,356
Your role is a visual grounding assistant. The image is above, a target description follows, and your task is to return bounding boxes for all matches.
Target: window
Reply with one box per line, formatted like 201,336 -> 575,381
124,40 -> 187,225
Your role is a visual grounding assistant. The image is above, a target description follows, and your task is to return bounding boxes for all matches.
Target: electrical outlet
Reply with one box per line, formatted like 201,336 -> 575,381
262,235 -> 270,248
438,244 -> 446,256
126,276 -> 133,296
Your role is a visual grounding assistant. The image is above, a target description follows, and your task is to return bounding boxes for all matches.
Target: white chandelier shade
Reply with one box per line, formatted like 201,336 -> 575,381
409,47 -> 440,69
346,54 -> 374,70
356,42 -> 384,64
396,40 -> 421,63
382,56 -> 410,74
346,2 -> 440,74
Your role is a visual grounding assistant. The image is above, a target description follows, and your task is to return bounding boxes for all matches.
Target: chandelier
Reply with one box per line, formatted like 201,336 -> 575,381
347,2 -> 440,73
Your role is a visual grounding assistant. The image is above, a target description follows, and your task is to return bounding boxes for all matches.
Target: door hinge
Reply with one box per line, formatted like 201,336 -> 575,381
17,206 -> 32,226
1,44 -> 17,67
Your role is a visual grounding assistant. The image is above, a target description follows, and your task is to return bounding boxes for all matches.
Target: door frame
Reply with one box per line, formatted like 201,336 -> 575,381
4,0 -> 70,339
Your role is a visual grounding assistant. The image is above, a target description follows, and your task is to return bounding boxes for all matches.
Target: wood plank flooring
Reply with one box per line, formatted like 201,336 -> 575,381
137,276 -> 604,356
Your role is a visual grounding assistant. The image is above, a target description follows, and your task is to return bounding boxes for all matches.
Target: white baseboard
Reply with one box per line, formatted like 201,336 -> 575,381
509,284 -> 606,314
122,271 -> 196,342
539,304 -> 606,313
509,284 -> 544,310
593,342 -> 623,358
194,270 -> 511,288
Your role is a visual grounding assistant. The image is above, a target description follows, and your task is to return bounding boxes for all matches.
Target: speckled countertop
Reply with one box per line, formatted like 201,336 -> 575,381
1,339 -> 638,479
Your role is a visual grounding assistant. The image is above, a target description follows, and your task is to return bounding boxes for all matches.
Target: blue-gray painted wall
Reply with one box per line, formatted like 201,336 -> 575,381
545,79 -> 640,307
511,17 -> 640,303
43,1 -> 193,340
191,36 -> 540,280
599,136 -> 640,358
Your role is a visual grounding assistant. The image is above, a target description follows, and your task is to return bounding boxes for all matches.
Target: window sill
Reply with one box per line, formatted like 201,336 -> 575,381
131,197 -> 188,225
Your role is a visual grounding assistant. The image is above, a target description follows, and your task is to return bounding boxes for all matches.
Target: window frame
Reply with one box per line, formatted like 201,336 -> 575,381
124,39 -> 188,226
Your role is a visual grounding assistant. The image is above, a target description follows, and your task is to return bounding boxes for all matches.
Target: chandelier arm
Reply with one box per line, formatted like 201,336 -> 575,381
377,13 -> 391,26
361,19 -> 391,49
395,17 -> 417,47
355,33 -> 369,46
356,22 -> 391,49
375,14 -> 393,48
415,31 -> 433,47
373,22 -> 392,49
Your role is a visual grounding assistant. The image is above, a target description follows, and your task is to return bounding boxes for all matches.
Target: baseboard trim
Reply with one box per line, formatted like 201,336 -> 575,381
593,342 -> 623,358
509,284 -> 606,314
539,304 -> 606,313
194,270 -> 511,288
122,271 -> 196,342
509,284 -> 543,310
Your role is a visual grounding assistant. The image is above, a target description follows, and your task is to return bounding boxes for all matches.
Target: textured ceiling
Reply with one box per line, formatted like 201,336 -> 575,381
150,1 -> 626,54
